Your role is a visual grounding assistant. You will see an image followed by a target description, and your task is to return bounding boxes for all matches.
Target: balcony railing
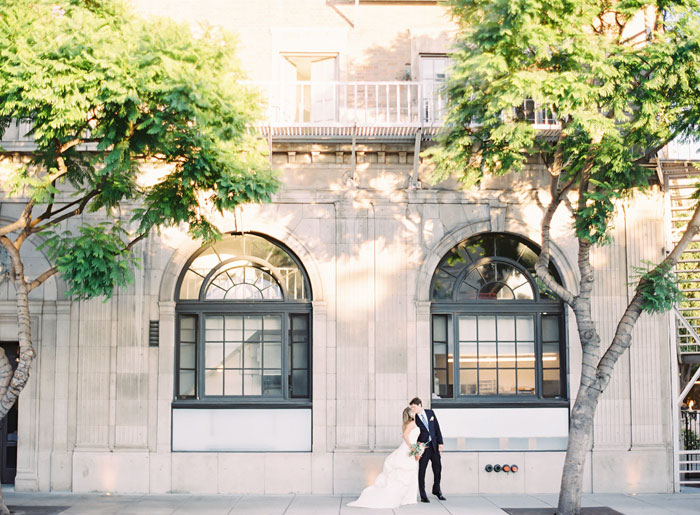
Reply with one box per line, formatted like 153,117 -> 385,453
252,81 -> 559,130
1,82 -> 560,147
252,80 -> 443,127
660,136 -> 700,161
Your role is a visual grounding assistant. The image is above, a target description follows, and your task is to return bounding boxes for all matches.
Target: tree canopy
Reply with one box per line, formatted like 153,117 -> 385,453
430,0 -> 700,245
0,0 -> 279,299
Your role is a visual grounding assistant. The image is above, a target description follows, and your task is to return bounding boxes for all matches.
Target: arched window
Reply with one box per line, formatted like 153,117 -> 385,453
430,232 -> 567,405
174,233 -> 312,403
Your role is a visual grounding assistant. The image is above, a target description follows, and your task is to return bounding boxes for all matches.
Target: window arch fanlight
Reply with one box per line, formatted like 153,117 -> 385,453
174,233 -> 312,404
430,232 -> 567,406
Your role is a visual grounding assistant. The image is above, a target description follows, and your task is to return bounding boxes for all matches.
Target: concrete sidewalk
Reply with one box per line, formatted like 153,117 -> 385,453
2,489 -> 700,515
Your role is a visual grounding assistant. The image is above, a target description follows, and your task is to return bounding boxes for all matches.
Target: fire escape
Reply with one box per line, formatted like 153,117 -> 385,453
658,138 -> 700,489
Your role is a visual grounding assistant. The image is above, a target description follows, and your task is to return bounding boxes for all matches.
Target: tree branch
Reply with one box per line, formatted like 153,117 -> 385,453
0,202 -> 34,238
125,233 -> 147,252
27,267 -> 58,293
32,189 -> 101,233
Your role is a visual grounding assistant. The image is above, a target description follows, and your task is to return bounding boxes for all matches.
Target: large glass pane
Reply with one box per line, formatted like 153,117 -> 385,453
245,234 -> 277,262
542,342 -> 561,368
205,342 -> 224,369
478,369 -> 497,395
494,233 -> 522,260
462,269 -> 485,294
543,368 -> 562,397
262,370 -> 282,396
179,270 -> 204,300
292,315 -> 308,332
224,315 -> 243,341
262,282 -> 284,299
292,342 -> 308,368
456,280 -> 478,300
205,315 -> 224,341
433,316 -> 447,341
226,283 -> 262,300
227,266 -> 245,285
516,316 -> 534,341
512,282 -> 535,300
244,316 -> 262,342
433,342 -> 447,368
291,370 -> 309,397
224,370 -> 242,396
516,341 -> 535,365
212,236 -> 245,262
478,316 -> 496,340
180,315 -> 196,341
263,316 -> 282,341
542,316 -> 560,341
517,368 -> 535,395
458,316 -> 477,340
459,369 -> 478,395
497,316 -> 515,340
244,341 -> 261,367
204,369 -> 223,395
188,247 -> 220,276
209,271 -> 233,296
264,341 -> 282,369
479,341 -> 497,366
243,369 -> 262,395
498,341 -> 516,366
179,370 -> 195,397
180,343 -> 196,369
498,369 -> 516,394
459,341 -> 478,365
224,342 -> 242,368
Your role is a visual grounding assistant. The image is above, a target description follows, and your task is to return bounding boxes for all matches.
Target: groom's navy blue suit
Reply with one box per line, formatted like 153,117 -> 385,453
415,408 -> 443,500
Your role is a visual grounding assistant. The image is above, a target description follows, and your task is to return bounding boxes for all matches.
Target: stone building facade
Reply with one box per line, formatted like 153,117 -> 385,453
0,0 -> 674,495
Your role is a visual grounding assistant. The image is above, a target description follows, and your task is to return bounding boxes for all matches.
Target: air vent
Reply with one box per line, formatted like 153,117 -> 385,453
149,321 -> 159,347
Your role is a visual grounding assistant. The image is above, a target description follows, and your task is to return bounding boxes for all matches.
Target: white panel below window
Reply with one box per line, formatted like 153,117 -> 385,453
434,407 -> 568,451
172,408 -> 311,452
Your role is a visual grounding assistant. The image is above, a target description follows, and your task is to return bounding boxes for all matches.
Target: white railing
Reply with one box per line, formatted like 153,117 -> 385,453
1,82 -> 560,146
252,81 -> 560,129
660,136 -> 700,161
252,80 -> 443,126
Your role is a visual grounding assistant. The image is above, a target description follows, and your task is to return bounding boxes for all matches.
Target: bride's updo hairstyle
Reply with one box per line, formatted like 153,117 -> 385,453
401,407 -> 414,432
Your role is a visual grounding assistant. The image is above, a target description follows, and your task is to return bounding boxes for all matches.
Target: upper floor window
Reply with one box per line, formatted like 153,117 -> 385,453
430,233 -> 567,405
175,233 -> 312,404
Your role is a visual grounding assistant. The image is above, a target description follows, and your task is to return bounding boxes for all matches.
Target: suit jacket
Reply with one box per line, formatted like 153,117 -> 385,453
415,408 -> 443,452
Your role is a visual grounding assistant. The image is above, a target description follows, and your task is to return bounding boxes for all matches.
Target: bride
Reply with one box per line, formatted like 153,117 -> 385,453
347,407 -> 422,509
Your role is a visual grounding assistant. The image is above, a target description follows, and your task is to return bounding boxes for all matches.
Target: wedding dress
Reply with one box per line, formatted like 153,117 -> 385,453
347,427 -> 419,509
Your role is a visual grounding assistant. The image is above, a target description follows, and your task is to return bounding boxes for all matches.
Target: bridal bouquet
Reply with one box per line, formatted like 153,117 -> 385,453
409,442 -> 425,457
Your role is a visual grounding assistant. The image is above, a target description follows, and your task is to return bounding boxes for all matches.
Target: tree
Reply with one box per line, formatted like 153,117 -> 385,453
0,0 -> 278,510
429,1 -> 700,513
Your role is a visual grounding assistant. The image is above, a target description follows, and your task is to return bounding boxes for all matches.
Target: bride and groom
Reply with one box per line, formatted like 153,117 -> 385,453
347,397 -> 447,509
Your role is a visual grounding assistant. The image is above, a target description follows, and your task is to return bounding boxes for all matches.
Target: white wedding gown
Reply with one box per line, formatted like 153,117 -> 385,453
347,427 -> 419,509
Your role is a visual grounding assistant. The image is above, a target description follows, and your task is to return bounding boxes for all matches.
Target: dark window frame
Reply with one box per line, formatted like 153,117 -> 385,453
173,233 -> 313,408
430,233 -> 569,408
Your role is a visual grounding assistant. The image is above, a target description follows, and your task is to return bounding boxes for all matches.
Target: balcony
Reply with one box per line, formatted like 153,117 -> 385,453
252,81 -> 560,142
0,82 -> 561,148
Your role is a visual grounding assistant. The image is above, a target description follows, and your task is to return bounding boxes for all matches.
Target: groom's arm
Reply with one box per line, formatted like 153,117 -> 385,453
432,411 -> 444,446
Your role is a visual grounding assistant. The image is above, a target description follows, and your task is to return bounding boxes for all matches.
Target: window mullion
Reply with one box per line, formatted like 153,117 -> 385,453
535,312 -> 542,399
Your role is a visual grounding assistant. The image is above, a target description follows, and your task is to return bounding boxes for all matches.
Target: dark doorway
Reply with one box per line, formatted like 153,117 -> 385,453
0,343 -> 18,485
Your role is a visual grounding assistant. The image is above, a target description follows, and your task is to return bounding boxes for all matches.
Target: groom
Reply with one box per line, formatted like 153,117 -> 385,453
409,397 -> 446,503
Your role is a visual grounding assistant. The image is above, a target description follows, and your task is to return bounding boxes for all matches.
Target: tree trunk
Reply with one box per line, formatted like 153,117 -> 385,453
557,385 -> 599,515
0,239 -> 37,515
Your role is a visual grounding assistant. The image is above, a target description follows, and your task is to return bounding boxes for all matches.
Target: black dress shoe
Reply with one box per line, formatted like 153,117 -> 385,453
434,493 -> 447,501
420,497 -> 430,503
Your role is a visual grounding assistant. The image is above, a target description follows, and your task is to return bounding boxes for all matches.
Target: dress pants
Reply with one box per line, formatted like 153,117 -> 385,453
418,444 -> 442,498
